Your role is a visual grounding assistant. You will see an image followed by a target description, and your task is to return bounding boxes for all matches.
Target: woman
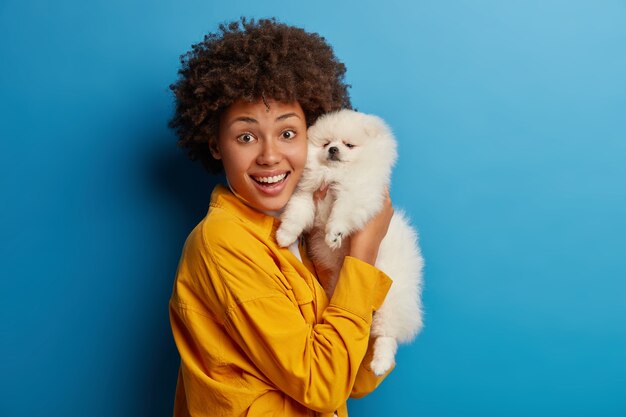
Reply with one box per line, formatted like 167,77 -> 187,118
168,18 -> 395,417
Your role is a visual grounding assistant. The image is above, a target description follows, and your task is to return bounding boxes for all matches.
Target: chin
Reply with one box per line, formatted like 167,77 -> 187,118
243,190 -> 291,213
258,197 -> 290,213
276,109 -> 425,376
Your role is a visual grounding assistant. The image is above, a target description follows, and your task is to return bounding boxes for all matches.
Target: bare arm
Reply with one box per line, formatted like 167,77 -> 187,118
348,189 -> 393,265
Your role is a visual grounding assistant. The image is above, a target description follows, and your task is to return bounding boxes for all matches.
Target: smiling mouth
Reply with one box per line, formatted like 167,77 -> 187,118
252,172 -> 289,185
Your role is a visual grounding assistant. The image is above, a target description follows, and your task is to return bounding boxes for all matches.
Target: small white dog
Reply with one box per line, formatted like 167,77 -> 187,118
276,109 -> 424,376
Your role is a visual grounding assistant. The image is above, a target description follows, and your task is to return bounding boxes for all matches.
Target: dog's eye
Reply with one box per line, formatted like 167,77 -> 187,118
345,143 -> 355,149
323,141 -> 331,148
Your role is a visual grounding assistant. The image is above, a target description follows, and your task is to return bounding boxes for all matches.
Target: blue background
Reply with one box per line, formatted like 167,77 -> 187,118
2,0 -> 625,416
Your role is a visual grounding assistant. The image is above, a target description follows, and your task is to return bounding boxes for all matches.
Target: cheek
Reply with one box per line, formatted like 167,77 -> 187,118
290,142 -> 308,170
220,145 -> 252,175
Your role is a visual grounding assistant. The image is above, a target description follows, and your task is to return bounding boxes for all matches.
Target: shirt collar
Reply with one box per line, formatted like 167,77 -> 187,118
209,184 -> 318,277
209,184 -> 280,240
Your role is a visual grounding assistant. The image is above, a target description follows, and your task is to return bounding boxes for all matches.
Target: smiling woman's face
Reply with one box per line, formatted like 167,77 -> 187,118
212,99 -> 308,212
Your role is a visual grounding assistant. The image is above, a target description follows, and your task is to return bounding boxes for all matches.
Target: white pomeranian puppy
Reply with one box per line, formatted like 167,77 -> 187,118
276,109 -> 424,376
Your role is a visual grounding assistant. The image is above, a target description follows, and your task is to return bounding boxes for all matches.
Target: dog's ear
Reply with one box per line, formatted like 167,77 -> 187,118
362,116 -> 387,138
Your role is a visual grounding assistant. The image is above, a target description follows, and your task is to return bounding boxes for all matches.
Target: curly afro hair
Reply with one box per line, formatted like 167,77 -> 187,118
169,17 -> 352,173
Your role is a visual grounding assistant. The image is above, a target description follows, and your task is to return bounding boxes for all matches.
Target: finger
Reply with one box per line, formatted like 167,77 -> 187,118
314,184 -> 329,201
382,187 -> 392,207
313,189 -> 322,201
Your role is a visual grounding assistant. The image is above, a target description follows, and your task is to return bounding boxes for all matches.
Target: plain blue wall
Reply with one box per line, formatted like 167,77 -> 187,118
1,0 -> 625,416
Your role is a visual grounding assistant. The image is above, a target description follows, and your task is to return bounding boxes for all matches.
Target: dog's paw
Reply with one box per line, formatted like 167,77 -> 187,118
370,353 -> 395,376
325,228 -> 344,250
369,336 -> 398,376
276,226 -> 299,247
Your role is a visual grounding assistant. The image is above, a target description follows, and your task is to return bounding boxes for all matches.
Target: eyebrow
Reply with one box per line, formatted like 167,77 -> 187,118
229,112 -> 301,126
276,112 -> 300,122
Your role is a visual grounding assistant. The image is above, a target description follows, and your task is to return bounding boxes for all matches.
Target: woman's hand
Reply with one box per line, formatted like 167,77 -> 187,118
349,190 -> 394,265
313,184 -> 329,202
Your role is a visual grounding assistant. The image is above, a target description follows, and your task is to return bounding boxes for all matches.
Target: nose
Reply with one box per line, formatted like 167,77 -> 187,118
257,138 -> 281,166
328,146 -> 339,155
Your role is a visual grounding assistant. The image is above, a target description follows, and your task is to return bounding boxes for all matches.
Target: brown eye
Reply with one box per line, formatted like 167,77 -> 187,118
345,143 -> 355,148
282,130 -> 296,139
237,133 -> 255,143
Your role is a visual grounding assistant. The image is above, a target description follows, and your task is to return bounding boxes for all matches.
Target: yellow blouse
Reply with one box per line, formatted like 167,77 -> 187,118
169,185 -> 393,416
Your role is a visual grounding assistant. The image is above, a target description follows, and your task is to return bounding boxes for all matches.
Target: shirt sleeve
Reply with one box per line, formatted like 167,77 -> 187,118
350,336 -> 395,398
207,227 -> 392,413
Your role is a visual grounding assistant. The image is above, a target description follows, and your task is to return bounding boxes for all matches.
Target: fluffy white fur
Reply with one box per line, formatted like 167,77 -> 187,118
276,109 -> 424,376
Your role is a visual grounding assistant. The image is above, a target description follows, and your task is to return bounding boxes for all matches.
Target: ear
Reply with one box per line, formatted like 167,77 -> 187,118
209,139 -> 222,160
362,116 -> 385,138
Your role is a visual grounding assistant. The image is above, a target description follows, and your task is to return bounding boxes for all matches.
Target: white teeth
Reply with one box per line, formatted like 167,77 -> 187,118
254,173 -> 287,184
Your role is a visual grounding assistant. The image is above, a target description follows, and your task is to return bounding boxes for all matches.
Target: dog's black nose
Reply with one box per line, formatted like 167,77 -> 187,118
328,146 -> 338,155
